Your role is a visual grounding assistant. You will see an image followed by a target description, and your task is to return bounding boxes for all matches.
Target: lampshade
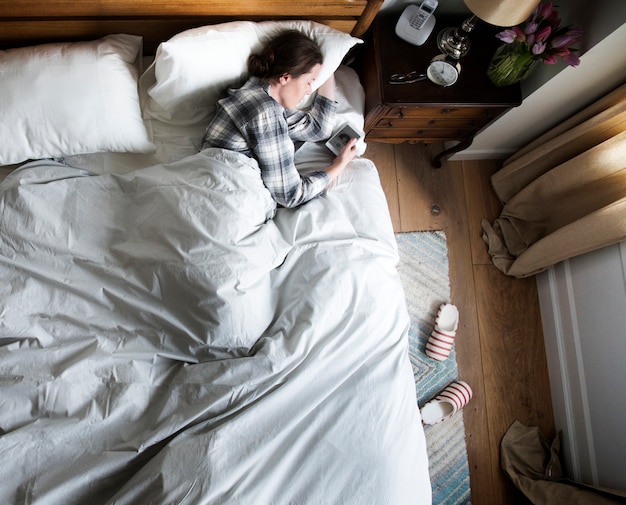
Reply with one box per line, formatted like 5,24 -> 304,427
464,0 -> 541,27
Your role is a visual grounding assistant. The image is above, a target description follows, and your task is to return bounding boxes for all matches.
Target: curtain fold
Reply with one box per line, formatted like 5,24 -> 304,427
501,421 -> 626,504
482,82 -> 626,278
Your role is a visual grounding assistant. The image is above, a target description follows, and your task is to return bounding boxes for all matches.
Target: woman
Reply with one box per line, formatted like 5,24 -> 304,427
200,30 -> 357,208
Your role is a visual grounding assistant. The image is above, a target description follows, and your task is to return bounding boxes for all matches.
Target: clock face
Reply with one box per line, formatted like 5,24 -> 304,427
427,57 -> 460,87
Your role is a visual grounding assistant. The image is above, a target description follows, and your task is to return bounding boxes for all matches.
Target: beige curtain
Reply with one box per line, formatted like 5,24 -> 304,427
501,421 -> 626,504
482,82 -> 626,278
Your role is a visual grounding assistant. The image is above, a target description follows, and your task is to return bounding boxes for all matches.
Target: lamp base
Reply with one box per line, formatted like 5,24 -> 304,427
437,15 -> 479,59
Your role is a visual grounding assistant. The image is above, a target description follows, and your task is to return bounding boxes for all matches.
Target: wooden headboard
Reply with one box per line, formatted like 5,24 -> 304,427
0,0 -> 383,53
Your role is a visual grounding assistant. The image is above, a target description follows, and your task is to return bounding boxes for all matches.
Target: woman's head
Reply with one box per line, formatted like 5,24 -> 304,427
249,30 -> 324,109
248,30 -> 323,80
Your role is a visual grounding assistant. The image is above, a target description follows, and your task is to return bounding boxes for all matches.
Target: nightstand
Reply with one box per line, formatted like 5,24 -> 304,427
360,14 -> 522,167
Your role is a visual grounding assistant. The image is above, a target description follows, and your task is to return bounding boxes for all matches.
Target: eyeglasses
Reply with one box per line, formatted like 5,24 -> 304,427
388,71 -> 427,84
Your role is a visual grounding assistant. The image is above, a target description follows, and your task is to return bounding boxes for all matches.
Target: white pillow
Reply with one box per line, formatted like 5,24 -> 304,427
142,21 -> 362,126
0,34 -> 155,166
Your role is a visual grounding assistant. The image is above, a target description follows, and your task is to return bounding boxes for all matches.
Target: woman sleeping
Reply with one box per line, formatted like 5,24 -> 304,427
200,29 -> 358,208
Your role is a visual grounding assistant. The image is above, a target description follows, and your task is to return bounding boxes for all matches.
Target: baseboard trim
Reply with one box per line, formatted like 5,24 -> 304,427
442,141 -> 515,161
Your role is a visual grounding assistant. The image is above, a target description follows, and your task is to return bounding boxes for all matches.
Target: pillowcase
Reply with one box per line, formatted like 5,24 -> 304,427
142,21 -> 362,126
0,34 -> 155,166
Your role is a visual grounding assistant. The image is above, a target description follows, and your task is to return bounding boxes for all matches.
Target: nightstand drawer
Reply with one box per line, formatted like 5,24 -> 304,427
373,116 -> 488,130
385,106 -> 501,120
367,127 -> 475,140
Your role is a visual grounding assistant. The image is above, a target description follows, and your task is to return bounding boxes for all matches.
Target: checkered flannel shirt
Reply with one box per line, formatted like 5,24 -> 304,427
200,76 -> 337,208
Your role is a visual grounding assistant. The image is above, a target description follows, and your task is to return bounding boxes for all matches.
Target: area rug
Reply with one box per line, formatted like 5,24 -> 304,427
395,231 -> 472,505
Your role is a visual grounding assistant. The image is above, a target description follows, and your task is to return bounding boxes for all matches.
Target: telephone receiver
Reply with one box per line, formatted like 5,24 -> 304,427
395,0 -> 438,46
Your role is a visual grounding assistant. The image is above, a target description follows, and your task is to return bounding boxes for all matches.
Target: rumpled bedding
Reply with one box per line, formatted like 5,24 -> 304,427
0,147 -> 431,504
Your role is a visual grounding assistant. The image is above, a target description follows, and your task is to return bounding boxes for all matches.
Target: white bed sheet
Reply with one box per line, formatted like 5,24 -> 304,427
0,64 -> 432,504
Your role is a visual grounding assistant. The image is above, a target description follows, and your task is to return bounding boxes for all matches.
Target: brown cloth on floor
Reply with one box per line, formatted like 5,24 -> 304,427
500,420 -> 626,505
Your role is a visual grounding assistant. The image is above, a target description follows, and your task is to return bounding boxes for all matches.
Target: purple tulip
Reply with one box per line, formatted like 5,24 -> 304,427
567,28 -> 584,44
539,2 -> 555,20
525,22 -> 539,35
544,54 -> 557,64
513,26 -> 526,41
546,11 -> 561,29
532,42 -> 547,55
496,29 -> 518,43
553,46 -> 581,66
551,29 -> 583,49
563,52 -> 581,66
536,26 -> 552,42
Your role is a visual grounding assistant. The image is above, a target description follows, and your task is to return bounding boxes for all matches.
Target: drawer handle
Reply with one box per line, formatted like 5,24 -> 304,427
441,108 -> 452,114
429,119 -> 437,125
386,121 -> 394,128
396,110 -> 405,118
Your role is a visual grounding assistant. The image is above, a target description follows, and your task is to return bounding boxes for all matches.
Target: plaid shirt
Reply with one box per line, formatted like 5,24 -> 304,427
201,77 -> 337,208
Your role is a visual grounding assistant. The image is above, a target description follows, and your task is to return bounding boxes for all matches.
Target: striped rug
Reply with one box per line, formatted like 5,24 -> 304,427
395,231 -> 471,505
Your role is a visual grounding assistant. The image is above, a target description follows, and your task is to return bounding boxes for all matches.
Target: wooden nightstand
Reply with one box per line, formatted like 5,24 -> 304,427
360,14 -> 522,167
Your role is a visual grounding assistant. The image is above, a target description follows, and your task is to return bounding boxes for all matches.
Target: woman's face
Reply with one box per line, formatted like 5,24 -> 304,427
271,63 -> 322,110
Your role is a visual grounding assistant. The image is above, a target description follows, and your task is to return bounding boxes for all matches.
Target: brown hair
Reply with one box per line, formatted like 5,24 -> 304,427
248,30 -> 323,80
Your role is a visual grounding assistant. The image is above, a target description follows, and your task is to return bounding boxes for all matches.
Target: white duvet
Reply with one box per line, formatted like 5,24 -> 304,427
0,147 -> 431,504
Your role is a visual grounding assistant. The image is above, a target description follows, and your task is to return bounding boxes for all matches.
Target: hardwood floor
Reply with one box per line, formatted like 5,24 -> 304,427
364,142 -> 555,505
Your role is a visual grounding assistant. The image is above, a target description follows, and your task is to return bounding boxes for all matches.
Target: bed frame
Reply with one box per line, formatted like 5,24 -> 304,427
0,0 -> 383,53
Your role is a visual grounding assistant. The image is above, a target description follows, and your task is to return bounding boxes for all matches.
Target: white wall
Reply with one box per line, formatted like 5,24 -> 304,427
536,241 -> 626,490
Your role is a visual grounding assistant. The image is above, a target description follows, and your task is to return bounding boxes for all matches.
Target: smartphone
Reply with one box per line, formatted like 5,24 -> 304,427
325,123 -> 361,156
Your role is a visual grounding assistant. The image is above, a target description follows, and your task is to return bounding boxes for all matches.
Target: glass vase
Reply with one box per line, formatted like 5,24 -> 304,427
487,43 -> 540,87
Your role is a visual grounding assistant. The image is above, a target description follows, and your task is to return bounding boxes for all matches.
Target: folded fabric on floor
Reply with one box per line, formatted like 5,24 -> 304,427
501,420 -> 626,505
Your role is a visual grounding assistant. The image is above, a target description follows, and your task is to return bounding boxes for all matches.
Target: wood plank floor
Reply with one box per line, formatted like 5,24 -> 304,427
363,142 -> 555,505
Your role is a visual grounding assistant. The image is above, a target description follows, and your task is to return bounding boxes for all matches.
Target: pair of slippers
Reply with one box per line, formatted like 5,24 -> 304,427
420,303 -> 473,425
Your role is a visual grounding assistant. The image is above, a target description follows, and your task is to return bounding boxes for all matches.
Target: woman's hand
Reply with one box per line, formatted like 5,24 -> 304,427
336,137 -> 358,165
325,138 -> 357,182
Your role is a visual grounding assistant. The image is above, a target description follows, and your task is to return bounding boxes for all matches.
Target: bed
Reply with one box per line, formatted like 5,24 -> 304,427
0,1 -> 432,503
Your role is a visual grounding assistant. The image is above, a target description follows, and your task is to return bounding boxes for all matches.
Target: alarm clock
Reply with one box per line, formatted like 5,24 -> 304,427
426,54 -> 461,87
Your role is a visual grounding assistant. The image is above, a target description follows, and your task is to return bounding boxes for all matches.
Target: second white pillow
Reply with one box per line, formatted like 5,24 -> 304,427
0,34 -> 155,166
